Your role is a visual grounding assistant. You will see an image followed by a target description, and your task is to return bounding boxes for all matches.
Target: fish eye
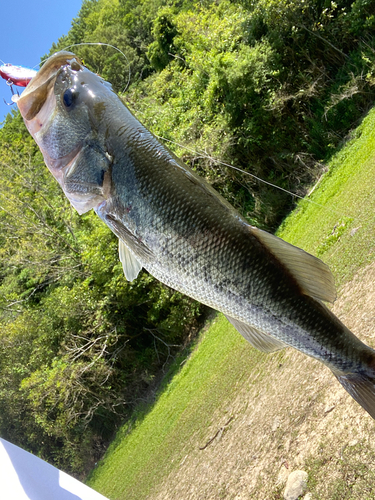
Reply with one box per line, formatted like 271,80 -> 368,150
63,88 -> 78,108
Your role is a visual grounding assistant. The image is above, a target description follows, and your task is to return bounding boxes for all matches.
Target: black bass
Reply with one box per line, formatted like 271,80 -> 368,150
16,51 -> 375,419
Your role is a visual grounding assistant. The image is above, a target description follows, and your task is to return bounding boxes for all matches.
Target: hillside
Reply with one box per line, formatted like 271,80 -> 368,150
87,108 -> 375,499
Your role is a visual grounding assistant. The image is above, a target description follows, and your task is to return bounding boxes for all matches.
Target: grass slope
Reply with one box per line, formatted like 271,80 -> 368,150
88,315 -> 274,499
88,108 -> 375,499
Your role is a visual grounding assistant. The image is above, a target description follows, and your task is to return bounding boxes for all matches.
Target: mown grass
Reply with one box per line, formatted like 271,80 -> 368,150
87,107 -> 375,499
88,315 -> 273,499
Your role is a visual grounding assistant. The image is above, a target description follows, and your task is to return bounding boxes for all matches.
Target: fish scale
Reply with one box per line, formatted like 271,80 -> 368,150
16,50 -> 375,420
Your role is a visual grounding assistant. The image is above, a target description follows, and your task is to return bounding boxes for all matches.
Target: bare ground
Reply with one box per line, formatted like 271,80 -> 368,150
150,262 -> 375,500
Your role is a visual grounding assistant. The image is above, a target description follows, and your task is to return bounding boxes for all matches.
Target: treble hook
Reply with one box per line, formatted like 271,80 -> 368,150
3,80 -> 19,105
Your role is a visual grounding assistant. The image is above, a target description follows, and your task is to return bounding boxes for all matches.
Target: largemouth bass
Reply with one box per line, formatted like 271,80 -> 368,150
16,51 -> 375,419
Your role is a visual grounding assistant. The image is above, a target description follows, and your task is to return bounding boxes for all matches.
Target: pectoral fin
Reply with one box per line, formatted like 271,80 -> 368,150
118,238 -> 143,281
252,227 -> 336,303
225,315 -> 287,353
104,214 -> 154,262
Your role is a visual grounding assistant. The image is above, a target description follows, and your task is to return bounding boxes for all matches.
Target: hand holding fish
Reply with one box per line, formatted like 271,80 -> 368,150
15,51 -> 375,420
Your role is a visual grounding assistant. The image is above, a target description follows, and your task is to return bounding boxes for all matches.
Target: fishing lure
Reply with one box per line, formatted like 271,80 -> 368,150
0,62 -> 37,105
0,63 -> 37,87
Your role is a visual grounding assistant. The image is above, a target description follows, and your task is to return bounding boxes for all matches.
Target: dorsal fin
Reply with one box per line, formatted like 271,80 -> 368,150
118,238 -> 143,281
226,315 -> 287,353
252,227 -> 336,303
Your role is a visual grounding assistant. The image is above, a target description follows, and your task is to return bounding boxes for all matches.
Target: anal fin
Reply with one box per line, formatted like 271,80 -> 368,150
118,238 -> 143,281
225,315 -> 287,353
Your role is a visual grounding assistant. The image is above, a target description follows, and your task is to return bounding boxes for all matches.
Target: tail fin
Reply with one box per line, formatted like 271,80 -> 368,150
334,371 -> 375,419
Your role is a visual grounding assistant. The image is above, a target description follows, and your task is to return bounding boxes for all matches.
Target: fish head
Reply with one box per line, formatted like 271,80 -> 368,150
17,51 -> 114,214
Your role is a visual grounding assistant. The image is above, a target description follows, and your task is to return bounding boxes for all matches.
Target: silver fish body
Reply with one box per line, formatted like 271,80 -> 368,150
17,52 -> 375,419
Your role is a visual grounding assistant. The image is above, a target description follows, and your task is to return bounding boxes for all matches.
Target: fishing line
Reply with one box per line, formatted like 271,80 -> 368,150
154,135 -> 356,220
155,135 -> 326,205
24,45 -> 352,219
28,45 -> 336,211
39,42 -> 132,93
36,47 -> 316,210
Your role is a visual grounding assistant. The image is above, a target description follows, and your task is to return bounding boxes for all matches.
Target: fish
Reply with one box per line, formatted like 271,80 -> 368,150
16,50 -> 375,419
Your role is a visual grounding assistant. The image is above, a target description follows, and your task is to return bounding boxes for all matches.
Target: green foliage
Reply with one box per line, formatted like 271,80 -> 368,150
147,7 -> 179,71
120,0 -> 375,227
48,0 -> 375,227
0,115 -> 202,475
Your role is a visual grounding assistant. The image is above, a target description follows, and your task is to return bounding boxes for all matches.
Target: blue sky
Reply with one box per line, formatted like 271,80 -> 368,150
0,0 -> 83,125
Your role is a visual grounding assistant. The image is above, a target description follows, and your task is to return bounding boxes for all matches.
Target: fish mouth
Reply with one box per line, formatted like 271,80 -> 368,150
17,51 -> 82,123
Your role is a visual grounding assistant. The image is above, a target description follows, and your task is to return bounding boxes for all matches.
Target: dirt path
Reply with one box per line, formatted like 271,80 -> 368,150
151,263 -> 375,499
